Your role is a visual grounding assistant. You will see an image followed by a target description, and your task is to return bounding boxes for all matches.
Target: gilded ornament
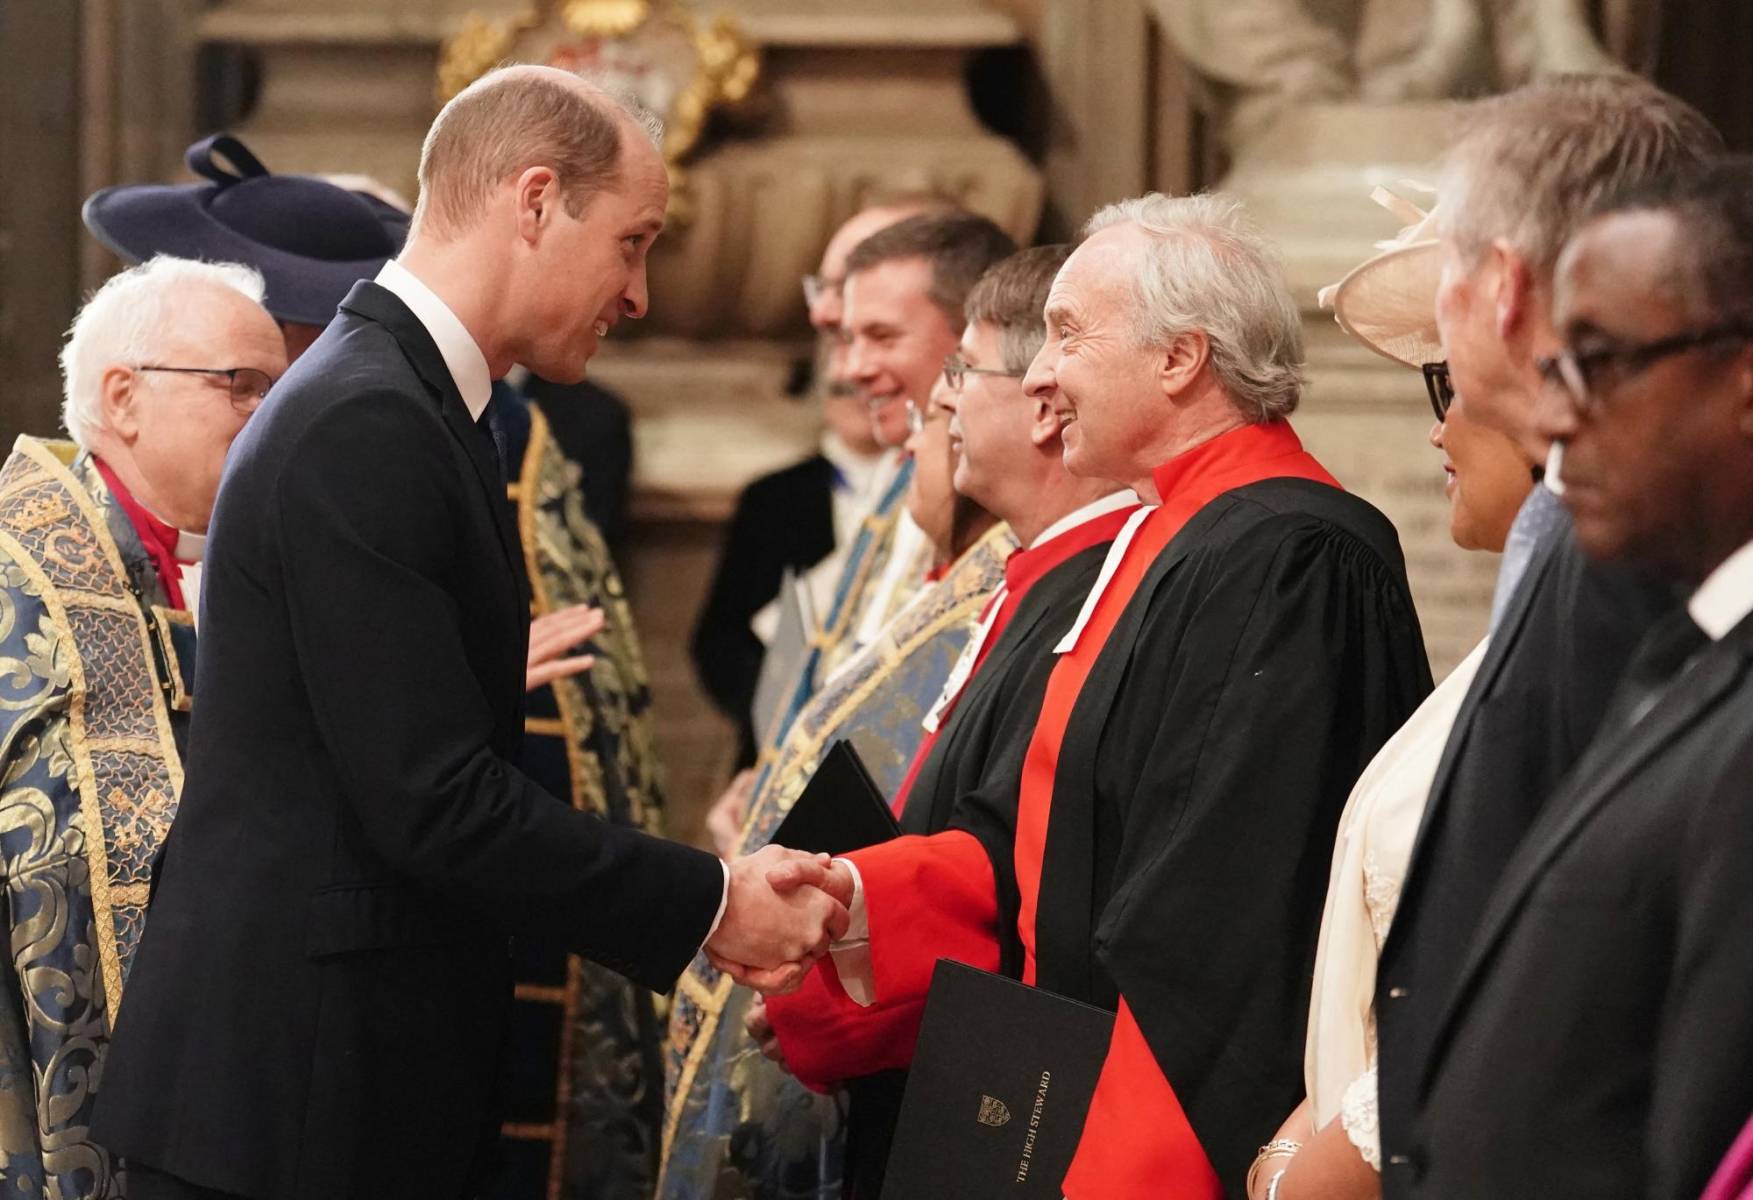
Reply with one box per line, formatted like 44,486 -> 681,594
436,0 -> 760,223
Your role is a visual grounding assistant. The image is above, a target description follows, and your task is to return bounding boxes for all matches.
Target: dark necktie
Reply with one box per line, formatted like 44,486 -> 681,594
476,394 -> 510,485
1610,608 -> 1711,730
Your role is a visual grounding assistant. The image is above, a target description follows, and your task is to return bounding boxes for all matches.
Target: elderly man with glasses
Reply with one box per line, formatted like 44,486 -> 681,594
0,254 -> 284,1199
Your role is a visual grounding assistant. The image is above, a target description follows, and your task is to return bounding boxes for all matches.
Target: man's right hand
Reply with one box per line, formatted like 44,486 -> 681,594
705,844 -> 850,995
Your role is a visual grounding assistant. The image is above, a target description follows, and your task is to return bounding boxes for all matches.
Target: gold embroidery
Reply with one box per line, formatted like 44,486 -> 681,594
659,523 -> 1016,1164
0,438 -> 184,1020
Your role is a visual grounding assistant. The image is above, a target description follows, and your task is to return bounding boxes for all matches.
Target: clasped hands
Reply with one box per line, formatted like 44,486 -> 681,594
705,845 -> 857,995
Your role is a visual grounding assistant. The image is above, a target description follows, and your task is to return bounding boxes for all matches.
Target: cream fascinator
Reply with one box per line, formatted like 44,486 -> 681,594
1318,183 -> 1443,369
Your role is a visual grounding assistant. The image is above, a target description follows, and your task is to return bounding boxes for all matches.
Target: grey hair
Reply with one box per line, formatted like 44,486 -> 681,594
59,255 -> 267,449
1438,74 -> 1721,279
1084,193 -> 1303,422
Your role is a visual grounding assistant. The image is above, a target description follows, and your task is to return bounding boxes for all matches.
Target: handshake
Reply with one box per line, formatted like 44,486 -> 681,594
704,844 -> 857,995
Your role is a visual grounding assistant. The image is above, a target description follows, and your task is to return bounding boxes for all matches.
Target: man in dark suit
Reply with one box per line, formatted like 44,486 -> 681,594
1412,156 -> 1753,1199
93,65 -> 845,1200
1369,76 -> 1724,1197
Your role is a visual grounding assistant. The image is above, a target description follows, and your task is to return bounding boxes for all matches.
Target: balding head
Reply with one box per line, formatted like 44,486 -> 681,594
809,199 -> 948,334
413,65 -> 662,241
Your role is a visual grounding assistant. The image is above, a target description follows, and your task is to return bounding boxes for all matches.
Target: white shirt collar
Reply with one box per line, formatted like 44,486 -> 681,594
1689,537 -> 1753,641
375,259 -> 494,421
1028,490 -> 1138,550
175,530 -> 206,563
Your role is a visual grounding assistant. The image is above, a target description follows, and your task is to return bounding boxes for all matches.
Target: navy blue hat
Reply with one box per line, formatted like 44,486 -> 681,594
82,134 -> 412,327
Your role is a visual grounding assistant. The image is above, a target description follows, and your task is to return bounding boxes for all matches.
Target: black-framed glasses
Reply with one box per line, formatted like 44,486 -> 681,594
135,365 -> 275,412
1536,322 -> 1753,413
1422,361 -> 1454,422
942,353 -> 1025,393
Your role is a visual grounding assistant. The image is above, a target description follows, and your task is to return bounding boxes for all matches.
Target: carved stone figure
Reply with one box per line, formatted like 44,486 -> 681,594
1150,0 -> 1658,141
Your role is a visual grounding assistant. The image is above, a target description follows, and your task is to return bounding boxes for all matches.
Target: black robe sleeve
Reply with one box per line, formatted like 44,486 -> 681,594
1088,511 -> 1431,1189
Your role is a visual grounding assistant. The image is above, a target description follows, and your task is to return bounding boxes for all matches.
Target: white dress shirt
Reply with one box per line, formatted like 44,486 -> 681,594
375,260 -> 494,421
174,530 -> 206,625
374,260 -> 733,940
1689,537 -> 1753,641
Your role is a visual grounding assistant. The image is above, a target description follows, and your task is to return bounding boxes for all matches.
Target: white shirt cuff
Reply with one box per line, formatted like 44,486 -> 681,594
702,859 -> 732,951
827,857 -> 874,1006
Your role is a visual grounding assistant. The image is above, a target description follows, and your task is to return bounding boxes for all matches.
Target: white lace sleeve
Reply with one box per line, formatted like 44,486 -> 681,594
1339,1065 -> 1382,1171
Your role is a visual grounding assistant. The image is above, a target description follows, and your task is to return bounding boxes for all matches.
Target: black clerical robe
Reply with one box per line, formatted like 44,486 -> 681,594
764,501 -> 1136,1085
836,422 -> 1430,1197
766,497 -> 1135,1198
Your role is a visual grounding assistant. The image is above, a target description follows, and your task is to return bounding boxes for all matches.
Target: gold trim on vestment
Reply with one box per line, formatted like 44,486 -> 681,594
659,522 -> 1015,1161
0,438 -> 186,1021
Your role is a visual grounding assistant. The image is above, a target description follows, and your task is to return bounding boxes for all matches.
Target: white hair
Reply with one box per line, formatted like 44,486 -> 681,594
1084,193 -> 1304,422
59,255 -> 267,449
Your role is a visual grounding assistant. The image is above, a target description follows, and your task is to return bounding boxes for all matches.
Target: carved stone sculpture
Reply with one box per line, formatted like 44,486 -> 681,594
1150,0 -> 1655,141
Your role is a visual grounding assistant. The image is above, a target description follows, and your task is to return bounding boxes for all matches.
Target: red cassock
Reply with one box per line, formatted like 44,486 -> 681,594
777,421 -> 1434,1197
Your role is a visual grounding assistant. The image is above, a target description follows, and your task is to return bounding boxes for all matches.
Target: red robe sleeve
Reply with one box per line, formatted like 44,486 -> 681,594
766,830 -> 1000,1089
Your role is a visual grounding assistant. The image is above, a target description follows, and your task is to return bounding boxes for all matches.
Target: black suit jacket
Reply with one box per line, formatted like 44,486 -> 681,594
93,282 -> 724,1200
1411,609 -> 1753,1199
1376,510 -> 1676,1196
690,453 -> 837,763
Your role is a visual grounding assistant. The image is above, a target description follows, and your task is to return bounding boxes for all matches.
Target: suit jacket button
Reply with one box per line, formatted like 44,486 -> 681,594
1388,986 -> 1410,998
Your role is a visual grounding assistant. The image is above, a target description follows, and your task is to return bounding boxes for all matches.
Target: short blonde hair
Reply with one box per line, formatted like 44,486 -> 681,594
1085,193 -> 1303,422
413,66 -> 663,238
59,255 -> 266,449
1439,74 -> 1722,278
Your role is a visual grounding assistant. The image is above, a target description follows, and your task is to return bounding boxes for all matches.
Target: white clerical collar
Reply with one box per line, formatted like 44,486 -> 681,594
375,259 -> 494,421
1028,490 -> 1137,551
175,530 -> 206,563
821,429 -> 883,497
1689,537 -> 1753,641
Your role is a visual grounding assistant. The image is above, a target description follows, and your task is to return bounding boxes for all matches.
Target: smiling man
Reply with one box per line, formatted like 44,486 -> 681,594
824,211 -> 1017,671
92,66 -> 847,1200
756,245 -> 1137,1197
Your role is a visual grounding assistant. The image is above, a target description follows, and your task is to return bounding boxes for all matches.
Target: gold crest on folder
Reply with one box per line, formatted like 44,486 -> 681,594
977,1095 -> 1012,1128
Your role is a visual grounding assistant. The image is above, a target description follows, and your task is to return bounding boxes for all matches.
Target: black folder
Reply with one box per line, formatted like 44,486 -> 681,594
769,739 -> 901,857
880,960 -> 1116,1199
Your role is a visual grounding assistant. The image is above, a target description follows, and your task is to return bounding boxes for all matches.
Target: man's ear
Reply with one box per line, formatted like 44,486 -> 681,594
1028,393 -> 1060,449
1158,329 -> 1210,400
512,166 -> 561,244
1488,239 -> 1532,341
99,365 -> 140,442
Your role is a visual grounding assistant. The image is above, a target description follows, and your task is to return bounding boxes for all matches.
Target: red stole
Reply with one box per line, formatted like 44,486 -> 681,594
890,503 -> 1137,818
1013,421 -> 1337,1198
94,456 -> 191,609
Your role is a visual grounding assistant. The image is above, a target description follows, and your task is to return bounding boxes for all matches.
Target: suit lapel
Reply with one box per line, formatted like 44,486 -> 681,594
1422,628 -> 1753,1093
338,283 -> 527,608
1386,530 -> 1561,953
